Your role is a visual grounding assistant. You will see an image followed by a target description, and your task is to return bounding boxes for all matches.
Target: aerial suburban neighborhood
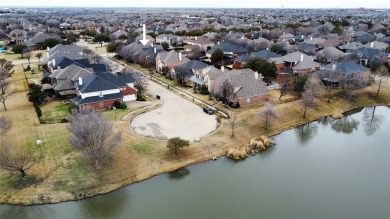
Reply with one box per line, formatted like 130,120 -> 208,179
0,2 -> 389,218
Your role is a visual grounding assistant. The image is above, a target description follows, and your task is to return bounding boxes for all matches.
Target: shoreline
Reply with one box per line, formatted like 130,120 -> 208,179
1,101 -> 388,206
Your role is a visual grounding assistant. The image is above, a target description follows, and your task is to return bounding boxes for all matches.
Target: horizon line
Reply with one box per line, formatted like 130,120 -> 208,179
1,6 -> 390,9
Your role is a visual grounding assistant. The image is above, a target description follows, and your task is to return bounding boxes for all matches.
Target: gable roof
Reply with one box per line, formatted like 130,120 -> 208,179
215,69 -> 268,99
158,50 -> 190,63
322,61 -> 369,75
173,60 -> 208,77
50,57 -> 106,72
350,47 -> 388,61
78,72 -> 134,93
316,46 -> 346,60
207,42 -> 249,54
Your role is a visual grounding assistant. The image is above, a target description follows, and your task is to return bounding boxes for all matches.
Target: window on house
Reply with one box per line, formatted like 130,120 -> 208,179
99,102 -> 104,107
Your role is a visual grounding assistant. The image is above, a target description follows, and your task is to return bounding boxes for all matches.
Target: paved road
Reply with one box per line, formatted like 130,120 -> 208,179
130,79 -> 218,141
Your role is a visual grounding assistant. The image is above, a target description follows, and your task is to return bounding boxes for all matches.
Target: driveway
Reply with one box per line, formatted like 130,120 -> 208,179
130,81 -> 218,141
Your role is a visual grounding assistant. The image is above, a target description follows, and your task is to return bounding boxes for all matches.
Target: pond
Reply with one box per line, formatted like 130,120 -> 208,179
1,106 -> 389,219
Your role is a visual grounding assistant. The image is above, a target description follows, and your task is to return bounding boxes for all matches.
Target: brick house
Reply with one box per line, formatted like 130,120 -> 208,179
213,69 -> 268,107
155,50 -> 190,73
72,72 -> 137,110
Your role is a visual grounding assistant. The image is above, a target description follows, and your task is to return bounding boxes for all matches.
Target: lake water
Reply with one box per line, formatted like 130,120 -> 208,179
1,106 -> 389,219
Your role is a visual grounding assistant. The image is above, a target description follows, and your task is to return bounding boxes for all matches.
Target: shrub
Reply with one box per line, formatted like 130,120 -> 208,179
199,84 -> 209,95
120,102 -> 127,109
113,100 -> 121,109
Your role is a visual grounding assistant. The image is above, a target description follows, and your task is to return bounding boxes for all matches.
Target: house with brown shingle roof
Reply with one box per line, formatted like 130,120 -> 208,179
186,36 -> 215,52
213,68 -> 268,107
155,50 -> 190,73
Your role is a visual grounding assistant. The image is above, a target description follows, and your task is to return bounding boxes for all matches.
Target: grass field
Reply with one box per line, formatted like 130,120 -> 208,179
0,60 -> 389,205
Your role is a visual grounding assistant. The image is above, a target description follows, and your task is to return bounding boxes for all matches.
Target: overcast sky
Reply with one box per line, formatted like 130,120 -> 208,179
1,0 -> 389,9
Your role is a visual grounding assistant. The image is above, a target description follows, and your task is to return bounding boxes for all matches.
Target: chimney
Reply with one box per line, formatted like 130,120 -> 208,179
79,77 -> 83,86
370,42 -> 374,48
195,36 -> 198,40
254,71 -> 258,80
347,41 -> 350,46
154,47 -> 157,53
300,54 -> 304,62
332,64 -> 336,71
241,36 -> 244,40
179,52 -> 182,61
52,59 -> 55,67
310,36 -> 313,41
221,66 -> 225,72
47,46 -> 50,52
150,43 -> 153,47
217,41 -> 220,44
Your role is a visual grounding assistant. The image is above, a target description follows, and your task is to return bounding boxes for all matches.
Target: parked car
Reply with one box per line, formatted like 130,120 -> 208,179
203,107 -> 214,115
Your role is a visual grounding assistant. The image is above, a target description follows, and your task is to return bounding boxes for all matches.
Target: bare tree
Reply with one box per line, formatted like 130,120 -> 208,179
35,52 -> 43,62
0,143 -> 34,178
342,73 -> 369,101
301,88 -> 315,119
132,74 -> 148,98
300,76 -> 323,119
0,116 -> 11,134
259,101 -> 277,130
375,65 -> 389,100
227,111 -> 237,138
0,59 -> 13,82
82,47 -> 93,57
214,80 -> 234,105
89,53 -> 103,64
23,48 -> 32,64
0,80 -> 13,110
67,108 -> 122,169
120,66 -> 136,75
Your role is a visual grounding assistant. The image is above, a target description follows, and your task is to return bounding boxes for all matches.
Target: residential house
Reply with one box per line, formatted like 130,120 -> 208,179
205,42 -> 249,59
25,33 -> 62,51
48,56 -> 106,73
363,41 -> 389,51
213,69 -> 268,107
46,44 -> 84,62
72,72 -> 137,110
318,61 -> 371,87
48,64 -> 93,96
270,51 -> 316,73
191,66 -> 224,93
349,47 -> 389,67
156,34 -> 182,46
316,46 -> 346,63
233,50 -> 281,69
171,60 -> 208,84
186,36 -> 215,52
8,29 -> 28,44
156,50 -> 190,72
338,41 -> 363,53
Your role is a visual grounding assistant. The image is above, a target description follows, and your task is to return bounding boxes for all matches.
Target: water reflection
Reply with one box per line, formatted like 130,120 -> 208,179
318,116 -> 334,127
168,168 -> 190,180
0,205 -> 53,219
294,123 -> 319,143
79,189 -> 129,219
330,117 -> 360,134
362,106 -> 384,136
